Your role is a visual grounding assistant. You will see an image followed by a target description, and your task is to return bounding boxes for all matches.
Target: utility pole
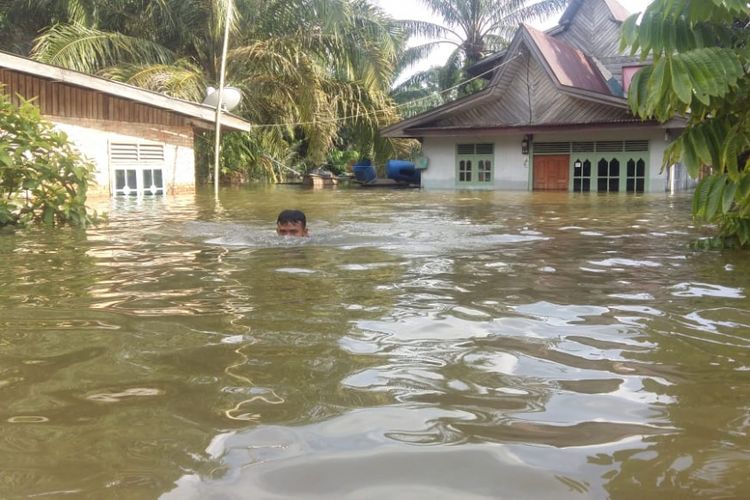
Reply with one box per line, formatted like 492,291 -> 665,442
213,0 -> 233,198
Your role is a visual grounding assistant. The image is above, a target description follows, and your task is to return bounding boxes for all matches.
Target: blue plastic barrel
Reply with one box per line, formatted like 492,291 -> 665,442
352,164 -> 377,183
386,160 -> 420,184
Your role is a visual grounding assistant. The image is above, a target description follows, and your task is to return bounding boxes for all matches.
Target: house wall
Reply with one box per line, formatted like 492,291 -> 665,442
1,68 -> 199,197
420,128 -> 670,192
422,135 -> 529,190
52,117 -> 196,197
0,69 -> 191,126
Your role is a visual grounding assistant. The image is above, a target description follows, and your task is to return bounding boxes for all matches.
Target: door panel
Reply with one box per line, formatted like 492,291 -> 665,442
533,155 -> 570,191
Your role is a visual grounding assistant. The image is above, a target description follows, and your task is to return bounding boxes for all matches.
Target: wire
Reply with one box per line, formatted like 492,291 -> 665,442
248,51 -> 521,130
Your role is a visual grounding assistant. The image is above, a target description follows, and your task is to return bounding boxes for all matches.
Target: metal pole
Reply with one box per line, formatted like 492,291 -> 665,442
213,0 -> 233,198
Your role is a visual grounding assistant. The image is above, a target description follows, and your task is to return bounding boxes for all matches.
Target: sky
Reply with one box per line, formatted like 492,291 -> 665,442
372,0 -> 654,78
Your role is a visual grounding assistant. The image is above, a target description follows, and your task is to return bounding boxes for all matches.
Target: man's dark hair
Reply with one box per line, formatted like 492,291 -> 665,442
277,209 -> 306,228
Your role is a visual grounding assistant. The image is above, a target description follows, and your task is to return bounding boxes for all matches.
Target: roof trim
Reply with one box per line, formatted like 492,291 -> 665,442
402,120 -> 667,137
380,88 -> 493,137
0,50 -> 252,132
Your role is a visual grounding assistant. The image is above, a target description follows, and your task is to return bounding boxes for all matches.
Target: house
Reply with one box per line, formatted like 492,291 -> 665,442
381,0 -> 686,192
0,50 -> 252,197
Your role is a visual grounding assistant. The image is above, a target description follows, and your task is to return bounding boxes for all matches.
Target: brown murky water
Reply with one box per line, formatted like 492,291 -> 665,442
1,187 -> 748,499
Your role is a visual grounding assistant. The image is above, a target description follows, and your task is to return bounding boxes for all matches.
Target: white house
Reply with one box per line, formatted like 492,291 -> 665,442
381,0 -> 686,193
0,50 -> 252,197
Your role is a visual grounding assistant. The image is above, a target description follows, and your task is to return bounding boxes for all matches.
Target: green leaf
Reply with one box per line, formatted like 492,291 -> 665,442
694,176 -> 712,216
0,150 -> 11,166
670,57 -> 693,104
689,126 -> 713,167
681,134 -> 701,175
722,179 -> 737,214
722,128 -> 739,179
646,58 -> 670,116
706,174 -> 726,220
620,14 -> 640,53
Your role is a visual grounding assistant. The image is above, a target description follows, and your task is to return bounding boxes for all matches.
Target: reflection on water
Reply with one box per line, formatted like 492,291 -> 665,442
1,188 -> 749,498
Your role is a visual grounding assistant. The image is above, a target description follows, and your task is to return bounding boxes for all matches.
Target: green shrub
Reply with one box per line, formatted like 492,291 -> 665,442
0,91 -> 96,227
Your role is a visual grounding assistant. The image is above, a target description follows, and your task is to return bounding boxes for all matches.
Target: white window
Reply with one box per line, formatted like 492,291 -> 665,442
110,142 -> 165,196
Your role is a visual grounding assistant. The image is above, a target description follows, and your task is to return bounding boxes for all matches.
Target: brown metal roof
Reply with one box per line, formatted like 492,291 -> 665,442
523,25 -> 612,95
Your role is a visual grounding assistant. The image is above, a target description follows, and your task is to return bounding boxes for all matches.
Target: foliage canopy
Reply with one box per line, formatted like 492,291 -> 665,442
622,0 -> 750,247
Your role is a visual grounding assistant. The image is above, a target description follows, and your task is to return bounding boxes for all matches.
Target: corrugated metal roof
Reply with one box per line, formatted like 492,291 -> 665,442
523,25 -> 612,95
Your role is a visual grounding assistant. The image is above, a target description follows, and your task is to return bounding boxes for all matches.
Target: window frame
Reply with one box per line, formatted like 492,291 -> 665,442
455,143 -> 494,187
109,142 -> 166,197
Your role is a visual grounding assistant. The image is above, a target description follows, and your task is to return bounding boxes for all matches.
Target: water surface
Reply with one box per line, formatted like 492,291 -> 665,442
1,187 -> 748,498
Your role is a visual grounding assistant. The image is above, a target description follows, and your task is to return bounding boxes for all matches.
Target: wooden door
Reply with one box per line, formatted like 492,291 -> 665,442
533,155 -> 570,191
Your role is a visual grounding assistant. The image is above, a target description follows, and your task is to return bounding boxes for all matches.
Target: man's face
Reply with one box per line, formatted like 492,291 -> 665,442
276,221 -> 308,237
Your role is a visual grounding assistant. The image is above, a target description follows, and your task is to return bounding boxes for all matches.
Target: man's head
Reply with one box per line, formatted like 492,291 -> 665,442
276,209 -> 308,237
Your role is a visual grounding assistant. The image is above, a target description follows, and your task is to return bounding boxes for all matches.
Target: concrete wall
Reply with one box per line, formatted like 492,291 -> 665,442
422,135 -> 529,190
420,128 -> 674,192
50,116 -> 195,197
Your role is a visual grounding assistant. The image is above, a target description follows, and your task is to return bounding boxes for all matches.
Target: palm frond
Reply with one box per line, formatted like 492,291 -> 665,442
32,23 -> 175,73
98,59 -> 206,101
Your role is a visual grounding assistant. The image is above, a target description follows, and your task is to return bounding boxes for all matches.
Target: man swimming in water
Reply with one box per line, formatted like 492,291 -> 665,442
276,209 -> 309,237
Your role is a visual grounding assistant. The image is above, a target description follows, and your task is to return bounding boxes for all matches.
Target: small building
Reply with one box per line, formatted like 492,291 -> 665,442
381,0 -> 686,193
0,50 -> 251,197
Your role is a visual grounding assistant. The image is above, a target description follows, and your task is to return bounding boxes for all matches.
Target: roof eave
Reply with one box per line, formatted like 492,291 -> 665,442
379,88 -> 493,137
402,120 -> 666,137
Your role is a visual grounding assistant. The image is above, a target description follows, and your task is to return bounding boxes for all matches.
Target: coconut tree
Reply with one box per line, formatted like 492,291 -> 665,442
396,0 -> 568,99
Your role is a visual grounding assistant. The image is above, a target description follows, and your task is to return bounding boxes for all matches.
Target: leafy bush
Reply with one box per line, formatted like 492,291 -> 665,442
622,0 -> 750,247
0,91 -> 96,227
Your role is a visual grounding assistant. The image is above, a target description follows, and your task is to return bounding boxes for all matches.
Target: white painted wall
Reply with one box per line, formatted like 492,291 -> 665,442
421,134 -> 529,190
50,118 -> 195,196
420,128 -> 672,192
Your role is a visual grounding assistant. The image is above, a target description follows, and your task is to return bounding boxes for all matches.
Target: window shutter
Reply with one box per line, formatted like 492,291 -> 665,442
457,144 -> 475,155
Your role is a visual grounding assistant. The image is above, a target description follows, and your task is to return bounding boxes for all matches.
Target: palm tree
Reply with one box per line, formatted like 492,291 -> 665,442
4,0 -> 407,179
396,0 -> 569,99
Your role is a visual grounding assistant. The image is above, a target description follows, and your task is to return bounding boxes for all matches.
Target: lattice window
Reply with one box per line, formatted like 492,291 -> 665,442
572,158 -> 592,192
110,142 -> 165,163
456,143 -> 493,185
572,142 -> 595,153
626,158 -> 646,192
624,140 -> 649,152
534,142 -> 571,154
597,158 -> 621,192
596,141 -> 624,152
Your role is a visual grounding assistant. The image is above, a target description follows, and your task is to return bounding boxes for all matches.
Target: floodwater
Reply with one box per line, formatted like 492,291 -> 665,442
1,186 -> 749,499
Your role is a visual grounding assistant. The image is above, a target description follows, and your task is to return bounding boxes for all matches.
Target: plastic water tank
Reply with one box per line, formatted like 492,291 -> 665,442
386,160 -> 420,184
352,163 -> 377,183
